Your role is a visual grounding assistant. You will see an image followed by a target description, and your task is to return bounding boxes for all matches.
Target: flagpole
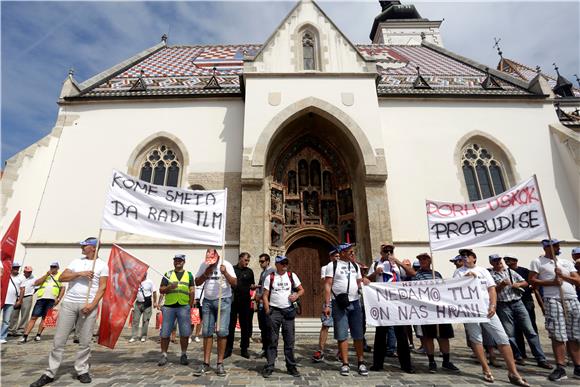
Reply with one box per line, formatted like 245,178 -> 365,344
425,200 -> 440,337
84,228 -> 103,307
113,244 -> 171,281
533,175 -> 568,318
216,188 -> 228,334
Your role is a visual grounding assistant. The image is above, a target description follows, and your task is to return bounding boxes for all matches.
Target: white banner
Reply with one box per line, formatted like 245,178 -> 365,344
101,170 -> 227,245
426,176 -> 547,251
363,276 -> 489,326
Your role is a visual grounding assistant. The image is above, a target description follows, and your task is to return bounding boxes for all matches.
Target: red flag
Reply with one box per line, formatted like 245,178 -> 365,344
1,211 -> 21,308
98,245 -> 148,349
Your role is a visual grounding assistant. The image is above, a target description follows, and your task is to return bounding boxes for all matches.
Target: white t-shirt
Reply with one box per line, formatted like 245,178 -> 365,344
194,285 -> 203,300
263,271 -> 302,308
5,274 -> 24,305
22,276 -> 36,296
530,256 -> 577,299
453,265 -> 494,306
320,262 -> 333,279
136,278 -> 155,302
325,260 -> 362,301
195,260 -> 237,300
63,257 -> 109,304
366,258 -> 403,282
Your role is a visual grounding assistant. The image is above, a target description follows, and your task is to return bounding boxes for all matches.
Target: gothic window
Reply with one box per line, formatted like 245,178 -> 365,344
302,31 -> 316,71
189,184 -> 205,190
139,144 -> 182,187
461,143 -> 509,201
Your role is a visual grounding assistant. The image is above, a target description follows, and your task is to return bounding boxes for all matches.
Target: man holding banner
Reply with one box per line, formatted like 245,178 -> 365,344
453,249 -> 529,386
30,237 -> 108,387
529,239 -> 580,381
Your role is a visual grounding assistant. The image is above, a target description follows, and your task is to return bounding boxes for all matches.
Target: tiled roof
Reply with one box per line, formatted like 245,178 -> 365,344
74,42 -> 535,99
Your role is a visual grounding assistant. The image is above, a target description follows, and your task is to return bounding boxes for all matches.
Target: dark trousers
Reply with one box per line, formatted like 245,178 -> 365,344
257,306 -> 271,351
515,299 -> 538,358
265,308 -> 296,370
373,326 -> 412,370
226,296 -> 252,353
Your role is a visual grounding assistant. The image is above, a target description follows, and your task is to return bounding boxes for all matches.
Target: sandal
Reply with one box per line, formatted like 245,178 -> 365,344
483,371 -> 494,383
508,373 -> 530,387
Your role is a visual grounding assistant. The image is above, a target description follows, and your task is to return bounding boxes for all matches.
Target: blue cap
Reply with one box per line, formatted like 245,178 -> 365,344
329,248 -> 337,255
80,237 -> 98,247
542,239 -> 561,247
12,261 -> 21,268
336,243 -> 353,253
173,254 -> 186,260
275,255 -> 288,263
572,247 -> 580,255
489,254 -> 501,262
412,259 -> 420,269
449,255 -> 462,262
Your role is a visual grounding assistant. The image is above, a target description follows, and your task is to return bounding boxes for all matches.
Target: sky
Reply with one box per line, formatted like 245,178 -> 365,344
1,0 -> 579,165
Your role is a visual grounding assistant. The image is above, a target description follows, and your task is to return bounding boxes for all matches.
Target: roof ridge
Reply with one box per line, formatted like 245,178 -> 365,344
168,44 -> 262,48
502,57 -> 558,82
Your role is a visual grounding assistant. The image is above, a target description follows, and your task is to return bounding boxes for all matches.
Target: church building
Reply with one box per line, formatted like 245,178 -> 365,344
2,0 -> 578,316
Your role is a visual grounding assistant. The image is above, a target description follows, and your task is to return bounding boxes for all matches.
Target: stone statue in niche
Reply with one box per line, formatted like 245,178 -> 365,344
310,161 -> 320,187
284,202 -> 300,225
288,171 -> 297,195
271,219 -> 283,246
271,189 -> 283,215
298,160 -> 309,187
311,192 -> 319,216
322,201 -> 337,226
323,172 -> 332,195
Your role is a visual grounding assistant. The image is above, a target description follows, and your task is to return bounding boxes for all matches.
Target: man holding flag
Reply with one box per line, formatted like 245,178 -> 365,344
30,237 -> 108,387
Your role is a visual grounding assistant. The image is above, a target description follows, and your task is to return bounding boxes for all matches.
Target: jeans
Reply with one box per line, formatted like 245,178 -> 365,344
131,302 -> 153,339
386,326 -> 397,354
201,297 -> 232,337
1,304 -> 14,340
331,299 -> 364,341
265,307 -> 296,371
497,299 -> 546,362
515,299 -> 538,357
257,305 -> 272,351
160,305 -> 191,338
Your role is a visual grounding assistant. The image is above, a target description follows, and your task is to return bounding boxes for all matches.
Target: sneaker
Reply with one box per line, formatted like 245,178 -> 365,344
429,361 -> 437,373
129,337 -> 136,343
140,337 -> 146,342
180,354 -> 189,365
340,363 -> 350,376
19,336 -> 27,344
312,350 -> 325,362
194,336 -> 201,343
537,360 -> 553,369
288,367 -> 301,377
442,361 -> 460,372
34,335 -> 41,342
548,367 -> 567,382
30,374 -> 54,387
0,339 -> 7,344
573,365 -> 580,379
193,363 -> 210,376
215,363 -> 226,377
158,355 -> 168,367
262,367 -> 273,378
77,373 -> 92,384
358,362 -> 369,376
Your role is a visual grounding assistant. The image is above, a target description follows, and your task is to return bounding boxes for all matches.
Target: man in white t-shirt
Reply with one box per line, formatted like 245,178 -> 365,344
312,248 -> 339,362
130,272 -> 158,343
30,237 -> 108,387
529,239 -> 580,381
454,249 -> 528,386
324,243 -> 367,377
193,248 -> 237,377
0,261 -> 24,343
9,265 -> 35,336
261,255 -> 304,378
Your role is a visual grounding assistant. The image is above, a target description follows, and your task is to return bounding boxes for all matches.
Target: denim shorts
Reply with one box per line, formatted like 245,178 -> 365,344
31,299 -> 55,318
160,305 -> 191,338
202,297 -> 232,338
320,303 -> 333,327
332,299 -> 364,341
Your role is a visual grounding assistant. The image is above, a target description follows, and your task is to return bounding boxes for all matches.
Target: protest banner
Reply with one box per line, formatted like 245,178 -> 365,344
98,245 -> 148,349
1,211 -> 21,308
363,276 -> 489,326
426,176 -> 546,251
102,170 -> 226,245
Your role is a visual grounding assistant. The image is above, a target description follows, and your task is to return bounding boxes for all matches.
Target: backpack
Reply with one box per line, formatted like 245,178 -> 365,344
268,271 -> 301,315
331,260 -> 359,309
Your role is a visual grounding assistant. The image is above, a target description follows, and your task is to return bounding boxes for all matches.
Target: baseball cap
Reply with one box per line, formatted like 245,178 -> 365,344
50,262 -> 60,268
380,242 -> 394,248
336,243 -> 353,253
80,237 -> 98,247
571,247 -> 580,255
329,248 -> 338,255
173,253 -> 186,261
24,266 -> 33,272
503,255 -> 518,261
416,252 -> 431,259
275,255 -> 289,264
12,261 -> 21,268
541,239 -> 561,247
449,255 -> 463,262
204,249 -> 219,265
412,259 -> 420,269
488,254 -> 502,262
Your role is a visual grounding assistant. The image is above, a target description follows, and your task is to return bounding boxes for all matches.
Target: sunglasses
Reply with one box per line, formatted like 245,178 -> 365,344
279,261 -> 289,265
259,260 -> 267,264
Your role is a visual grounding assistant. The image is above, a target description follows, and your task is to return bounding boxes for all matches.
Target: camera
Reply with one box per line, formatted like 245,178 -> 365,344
382,247 -> 393,254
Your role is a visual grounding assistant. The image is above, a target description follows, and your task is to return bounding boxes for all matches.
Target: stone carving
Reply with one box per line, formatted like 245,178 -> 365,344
288,171 -> 297,195
271,188 -> 283,215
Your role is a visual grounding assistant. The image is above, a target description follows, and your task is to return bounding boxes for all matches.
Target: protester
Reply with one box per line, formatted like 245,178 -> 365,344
1,262 -> 24,343
194,248 -> 237,377
413,253 -> 460,373
313,248 -> 339,362
454,249 -> 529,386
30,237 -> 108,386
20,262 -> 65,343
261,255 -> 304,378
226,252 -> 255,359
324,243 -> 368,377
450,255 -> 463,269
9,265 -> 35,336
158,254 -> 194,366
367,243 -> 415,373
488,254 -> 552,369
190,284 -> 203,343
130,272 -> 158,343
529,239 -> 580,381
255,253 -> 275,358
572,247 -> 580,301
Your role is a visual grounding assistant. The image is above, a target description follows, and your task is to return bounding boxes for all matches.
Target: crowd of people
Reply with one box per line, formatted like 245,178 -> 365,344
1,237 -> 578,386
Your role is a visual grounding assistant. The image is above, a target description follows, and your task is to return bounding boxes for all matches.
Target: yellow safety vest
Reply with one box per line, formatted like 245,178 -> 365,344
37,271 -> 62,298
164,270 -> 191,306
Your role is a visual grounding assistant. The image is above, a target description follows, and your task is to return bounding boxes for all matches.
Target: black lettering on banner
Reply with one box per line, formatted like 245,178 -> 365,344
212,212 -> 223,229
206,193 -> 216,206
112,200 -> 138,219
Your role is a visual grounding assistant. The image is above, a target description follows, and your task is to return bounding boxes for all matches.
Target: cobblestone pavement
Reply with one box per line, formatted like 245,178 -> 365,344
1,326 -> 578,387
